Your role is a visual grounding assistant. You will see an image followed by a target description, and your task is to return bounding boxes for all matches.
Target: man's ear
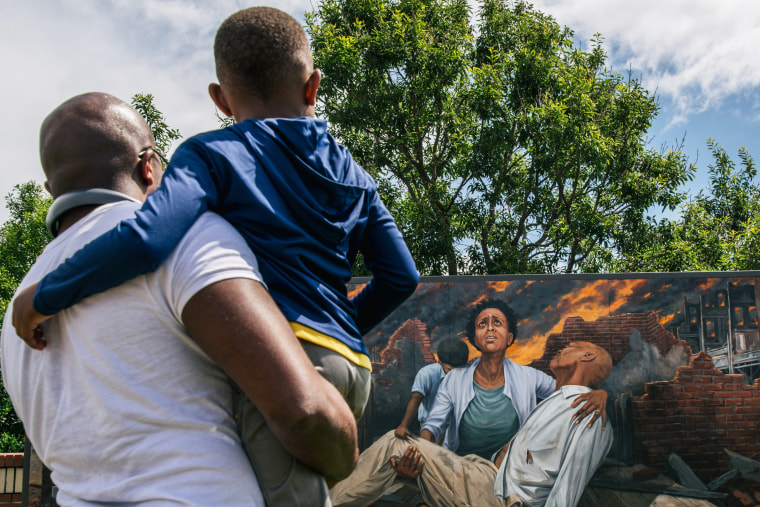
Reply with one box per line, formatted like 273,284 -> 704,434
138,151 -> 160,189
304,69 -> 321,107
44,181 -> 52,196
579,351 -> 596,363
209,83 -> 234,118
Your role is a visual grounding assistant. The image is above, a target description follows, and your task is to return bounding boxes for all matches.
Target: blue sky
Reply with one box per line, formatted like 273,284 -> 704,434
1,0 -> 758,222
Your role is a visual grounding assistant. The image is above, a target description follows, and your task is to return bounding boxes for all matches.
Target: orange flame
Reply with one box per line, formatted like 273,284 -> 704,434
659,313 -> 675,327
488,281 -> 512,293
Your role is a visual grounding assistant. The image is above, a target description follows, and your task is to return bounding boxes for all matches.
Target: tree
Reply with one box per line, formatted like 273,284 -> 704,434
307,0 -> 692,275
130,93 -> 183,154
0,183 -> 52,323
0,182 -> 51,452
609,141 -> 760,272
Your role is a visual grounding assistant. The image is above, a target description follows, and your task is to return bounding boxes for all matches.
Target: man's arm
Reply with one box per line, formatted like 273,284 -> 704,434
182,277 -> 358,482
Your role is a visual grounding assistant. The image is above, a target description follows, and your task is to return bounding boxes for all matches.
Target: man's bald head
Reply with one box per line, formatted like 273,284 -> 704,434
40,93 -> 156,198
550,341 -> 612,389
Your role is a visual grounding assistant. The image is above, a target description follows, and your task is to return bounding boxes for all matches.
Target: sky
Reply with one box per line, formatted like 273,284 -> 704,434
1,0 -> 758,223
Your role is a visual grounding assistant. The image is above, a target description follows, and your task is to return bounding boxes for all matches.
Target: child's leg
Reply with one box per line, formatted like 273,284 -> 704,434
233,388 -> 331,507
300,341 -> 372,418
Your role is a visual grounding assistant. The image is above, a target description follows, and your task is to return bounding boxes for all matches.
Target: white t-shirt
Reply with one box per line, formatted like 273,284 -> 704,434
1,201 -> 265,506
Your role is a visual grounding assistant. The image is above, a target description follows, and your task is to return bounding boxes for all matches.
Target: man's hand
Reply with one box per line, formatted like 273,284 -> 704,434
11,283 -> 50,350
571,389 -> 608,429
390,445 -> 424,479
394,424 -> 412,439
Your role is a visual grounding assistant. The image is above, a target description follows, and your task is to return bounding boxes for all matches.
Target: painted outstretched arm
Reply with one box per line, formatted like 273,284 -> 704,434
395,391 -> 424,439
12,144 -> 217,346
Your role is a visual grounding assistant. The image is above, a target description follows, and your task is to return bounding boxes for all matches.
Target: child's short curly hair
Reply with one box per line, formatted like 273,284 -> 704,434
214,7 -> 311,100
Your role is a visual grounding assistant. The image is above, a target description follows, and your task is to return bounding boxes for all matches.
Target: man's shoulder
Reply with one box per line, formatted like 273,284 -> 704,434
170,211 -> 252,264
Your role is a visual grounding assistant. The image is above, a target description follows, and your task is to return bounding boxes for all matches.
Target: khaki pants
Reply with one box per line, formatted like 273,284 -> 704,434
235,341 -> 371,507
330,431 -> 509,507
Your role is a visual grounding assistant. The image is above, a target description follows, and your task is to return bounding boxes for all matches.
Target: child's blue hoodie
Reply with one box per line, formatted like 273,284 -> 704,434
34,117 -> 419,362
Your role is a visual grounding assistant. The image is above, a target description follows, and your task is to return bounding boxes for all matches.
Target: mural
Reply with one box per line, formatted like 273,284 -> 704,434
348,273 -> 760,506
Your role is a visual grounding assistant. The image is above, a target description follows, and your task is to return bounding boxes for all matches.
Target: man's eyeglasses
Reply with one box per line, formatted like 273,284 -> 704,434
138,147 -> 169,171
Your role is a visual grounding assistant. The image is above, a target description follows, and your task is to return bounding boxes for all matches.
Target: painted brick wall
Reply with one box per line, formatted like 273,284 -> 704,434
372,318 -> 434,386
0,453 -> 23,507
530,311 -> 689,374
632,351 -> 760,482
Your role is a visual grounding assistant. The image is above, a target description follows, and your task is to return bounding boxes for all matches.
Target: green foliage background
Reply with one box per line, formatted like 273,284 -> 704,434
307,0 -> 693,275
0,182 -> 52,452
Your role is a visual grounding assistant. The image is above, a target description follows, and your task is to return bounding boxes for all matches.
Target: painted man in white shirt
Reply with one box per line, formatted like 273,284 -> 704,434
330,341 -> 612,507
1,92 -> 357,505
493,341 -> 613,506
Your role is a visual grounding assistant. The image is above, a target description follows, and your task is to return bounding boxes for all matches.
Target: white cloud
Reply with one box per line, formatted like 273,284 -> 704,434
0,0 -> 313,221
529,0 -> 760,127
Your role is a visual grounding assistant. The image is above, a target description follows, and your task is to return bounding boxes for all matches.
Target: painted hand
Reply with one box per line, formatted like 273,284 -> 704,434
394,424 -> 412,439
571,389 -> 608,429
390,445 -> 424,479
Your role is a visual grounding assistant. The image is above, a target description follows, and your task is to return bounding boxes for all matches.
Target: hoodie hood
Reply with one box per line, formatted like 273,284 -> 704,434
235,117 -> 371,245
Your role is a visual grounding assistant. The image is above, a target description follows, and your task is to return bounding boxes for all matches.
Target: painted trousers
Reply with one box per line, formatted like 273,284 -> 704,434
330,431 -> 516,507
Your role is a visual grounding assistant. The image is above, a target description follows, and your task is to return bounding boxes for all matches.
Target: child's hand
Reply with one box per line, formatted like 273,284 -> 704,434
394,424 -> 412,439
571,389 -> 608,429
11,283 -> 50,350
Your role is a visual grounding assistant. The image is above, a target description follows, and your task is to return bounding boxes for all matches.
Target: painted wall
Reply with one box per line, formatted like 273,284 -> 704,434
349,272 -> 760,482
